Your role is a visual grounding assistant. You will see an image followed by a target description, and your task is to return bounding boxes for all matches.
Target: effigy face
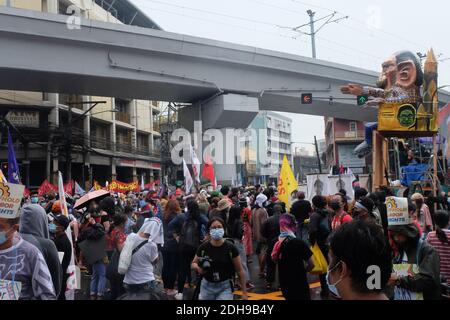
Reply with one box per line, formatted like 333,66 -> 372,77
341,49 -> 438,134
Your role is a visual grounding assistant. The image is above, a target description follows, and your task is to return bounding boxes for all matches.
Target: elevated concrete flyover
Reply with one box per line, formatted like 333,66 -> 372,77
0,5 -> 449,128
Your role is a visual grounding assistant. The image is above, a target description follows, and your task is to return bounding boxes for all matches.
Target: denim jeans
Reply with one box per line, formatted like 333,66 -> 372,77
124,280 -> 157,293
199,279 -> 233,300
233,239 -> 250,281
90,261 -> 106,297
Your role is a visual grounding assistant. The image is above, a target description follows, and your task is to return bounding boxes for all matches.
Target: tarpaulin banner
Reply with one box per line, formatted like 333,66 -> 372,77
107,180 -> 139,193
0,181 -> 25,219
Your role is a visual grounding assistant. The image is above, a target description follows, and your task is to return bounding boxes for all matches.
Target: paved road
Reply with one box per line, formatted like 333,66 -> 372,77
76,252 -> 325,300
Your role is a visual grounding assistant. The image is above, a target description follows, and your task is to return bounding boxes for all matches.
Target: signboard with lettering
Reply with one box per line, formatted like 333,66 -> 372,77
386,196 -> 409,226
5,111 -> 39,128
0,182 -> 25,219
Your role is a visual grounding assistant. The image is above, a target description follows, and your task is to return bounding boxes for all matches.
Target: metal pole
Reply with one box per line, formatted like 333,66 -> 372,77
66,105 -> 72,182
307,10 -> 317,59
6,0 -> 11,7
314,135 -> 322,173
433,135 -> 438,200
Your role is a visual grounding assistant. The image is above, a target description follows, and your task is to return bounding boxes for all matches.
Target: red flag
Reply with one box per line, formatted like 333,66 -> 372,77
38,179 -> 58,196
64,180 -> 74,196
202,156 -> 216,190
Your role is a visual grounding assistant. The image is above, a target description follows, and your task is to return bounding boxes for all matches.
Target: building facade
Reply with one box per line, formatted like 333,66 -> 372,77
236,111 -> 292,186
324,116 -> 369,174
0,0 -> 162,189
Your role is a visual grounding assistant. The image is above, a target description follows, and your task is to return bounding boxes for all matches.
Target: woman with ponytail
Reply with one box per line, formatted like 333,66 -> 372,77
426,210 -> 450,283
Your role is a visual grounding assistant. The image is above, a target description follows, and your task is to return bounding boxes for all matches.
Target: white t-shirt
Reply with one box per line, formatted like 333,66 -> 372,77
123,234 -> 158,285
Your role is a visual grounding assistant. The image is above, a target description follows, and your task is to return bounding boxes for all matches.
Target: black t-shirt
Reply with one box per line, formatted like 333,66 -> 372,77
278,237 -> 313,298
196,240 -> 239,282
54,233 -> 72,275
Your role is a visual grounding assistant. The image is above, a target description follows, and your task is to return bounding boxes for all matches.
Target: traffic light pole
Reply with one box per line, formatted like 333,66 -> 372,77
314,135 -> 322,173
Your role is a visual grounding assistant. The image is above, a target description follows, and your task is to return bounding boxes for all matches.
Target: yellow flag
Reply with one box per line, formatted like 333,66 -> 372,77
0,168 -> 6,183
94,180 -> 102,190
278,155 -> 298,211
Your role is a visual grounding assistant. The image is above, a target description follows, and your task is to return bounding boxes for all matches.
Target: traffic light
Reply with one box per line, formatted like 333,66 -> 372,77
301,93 -> 312,104
357,95 -> 368,106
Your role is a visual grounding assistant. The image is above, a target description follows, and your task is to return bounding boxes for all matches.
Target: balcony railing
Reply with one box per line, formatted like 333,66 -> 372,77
115,112 -> 131,124
334,130 -> 365,140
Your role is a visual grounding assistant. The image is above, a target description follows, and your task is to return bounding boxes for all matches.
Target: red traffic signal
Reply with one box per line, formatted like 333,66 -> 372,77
301,93 -> 312,104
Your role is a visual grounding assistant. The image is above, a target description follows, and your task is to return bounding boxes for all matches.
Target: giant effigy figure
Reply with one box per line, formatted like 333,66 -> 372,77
340,49 -> 438,158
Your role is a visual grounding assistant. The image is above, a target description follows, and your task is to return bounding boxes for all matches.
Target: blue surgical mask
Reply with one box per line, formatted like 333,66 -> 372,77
326,261 -> 343,298
31,197 -> 39,204
210,228 -> 224,240
48,223 -> 57,234
0,228 -> 12,245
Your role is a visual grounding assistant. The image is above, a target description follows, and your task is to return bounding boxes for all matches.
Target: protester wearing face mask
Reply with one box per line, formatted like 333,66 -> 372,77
49,215 -> 72,300
271,214 -> 314,300
191,217 -> 248,300
30,191 -> 40,205
327,220 -> 391,300
330,195 -> 352,230
19,204 -> 62,298
388,222 -> 441,300
0,215 -> 56,300
352,197 -> 378,224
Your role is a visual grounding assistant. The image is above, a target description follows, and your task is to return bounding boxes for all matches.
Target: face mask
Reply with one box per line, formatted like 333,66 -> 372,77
48,223 -> 57,234
0,228 -> 12,245
31,197 -> 39,204
330,202 -> 341,211
210,228 -> 224,240
326,261 -> 343,298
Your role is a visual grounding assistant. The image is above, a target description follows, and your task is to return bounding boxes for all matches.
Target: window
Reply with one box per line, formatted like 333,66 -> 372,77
349,122 -> 357,132
115,99 -> 129,113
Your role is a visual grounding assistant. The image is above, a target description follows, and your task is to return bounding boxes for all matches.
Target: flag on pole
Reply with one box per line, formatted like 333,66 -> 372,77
7,128 -> 20,184
190,145 -> 201,184
74,181 -> 86,195
278,155 -> 298,211
202,156 -> 217,190
58,171 -> 78,299
183,158 -> 193,194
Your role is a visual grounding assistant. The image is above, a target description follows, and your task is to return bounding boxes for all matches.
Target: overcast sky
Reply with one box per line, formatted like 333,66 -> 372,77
131,0 -> 450,154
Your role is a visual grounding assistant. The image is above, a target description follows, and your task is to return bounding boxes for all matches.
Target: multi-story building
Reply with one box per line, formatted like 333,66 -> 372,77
324,116 -> 369,174
237,111 -> 292,185
0,0 -> 162,188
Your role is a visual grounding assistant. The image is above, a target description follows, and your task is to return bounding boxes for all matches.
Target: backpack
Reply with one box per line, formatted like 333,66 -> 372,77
180,218 -> 200,249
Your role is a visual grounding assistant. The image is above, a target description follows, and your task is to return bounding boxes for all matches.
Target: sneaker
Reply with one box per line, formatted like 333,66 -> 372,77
174,293 -> 183,300
166,289 -> 178,296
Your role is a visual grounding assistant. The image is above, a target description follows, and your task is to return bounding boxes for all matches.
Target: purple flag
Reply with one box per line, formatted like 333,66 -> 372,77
7,128 -> 20,184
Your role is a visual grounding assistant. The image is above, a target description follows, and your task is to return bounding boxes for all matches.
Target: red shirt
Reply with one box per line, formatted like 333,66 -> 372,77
331,210 -> 352,230
106,228 -> 127,252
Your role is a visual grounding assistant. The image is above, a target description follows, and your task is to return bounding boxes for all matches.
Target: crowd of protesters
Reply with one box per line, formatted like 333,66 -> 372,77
1,182 -> 450,301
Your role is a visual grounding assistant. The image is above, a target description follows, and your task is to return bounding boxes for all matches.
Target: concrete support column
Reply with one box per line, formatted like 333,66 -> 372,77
149,133 -> 154,153
131,100 -> 138,149
111,158 -> 117,181
132,167 -> 138,183
52,158 -> 59,185
111,98 -> 117,153
82,96 -> 91,187
43,0 -> 58,13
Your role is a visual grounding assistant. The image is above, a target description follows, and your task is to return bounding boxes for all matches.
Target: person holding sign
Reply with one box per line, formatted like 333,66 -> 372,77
0,181 -> 56,300
386,197 -> 441,300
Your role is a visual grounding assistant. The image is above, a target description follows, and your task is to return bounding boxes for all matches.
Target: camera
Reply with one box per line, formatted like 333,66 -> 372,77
198,256 -> 212,270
